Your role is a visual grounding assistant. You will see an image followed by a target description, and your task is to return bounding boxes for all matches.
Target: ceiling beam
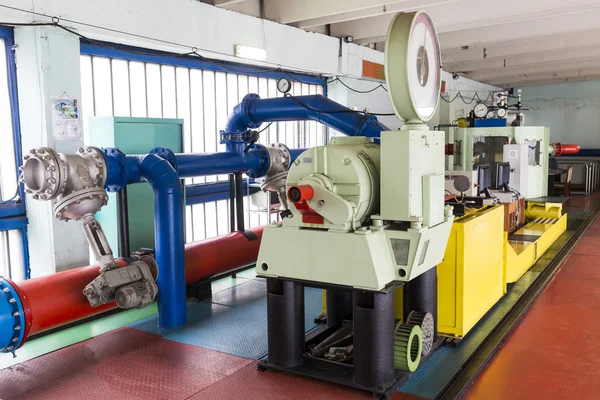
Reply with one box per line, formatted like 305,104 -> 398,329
488,70 -> 600,88
446,45 -> 600,74
330,0 -> 600,45
263,0 -> 404,24
213,0 -> 247,5
439,5 -> 600,50
441,27 -> 600,64
292,0 -> 456,29
467,59 -> 600,82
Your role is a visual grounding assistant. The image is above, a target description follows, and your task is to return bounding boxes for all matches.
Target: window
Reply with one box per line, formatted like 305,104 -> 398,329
79,42 -> 326,243
0,26 -> 29,280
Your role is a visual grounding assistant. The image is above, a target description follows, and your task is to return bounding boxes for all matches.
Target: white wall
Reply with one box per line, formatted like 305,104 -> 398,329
0,0 -> 495,275
519,81 -> 600,148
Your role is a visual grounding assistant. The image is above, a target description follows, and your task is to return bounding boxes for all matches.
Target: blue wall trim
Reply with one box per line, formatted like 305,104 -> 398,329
0,25 -> 30,279
79,40 -> 327,86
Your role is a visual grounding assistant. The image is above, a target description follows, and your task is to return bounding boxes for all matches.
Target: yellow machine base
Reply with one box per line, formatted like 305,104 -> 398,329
505,213 -> 568,283
437,205 -> 505,339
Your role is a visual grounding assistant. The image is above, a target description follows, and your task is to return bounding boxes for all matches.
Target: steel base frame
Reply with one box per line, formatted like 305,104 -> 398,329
257,278 -> 438,399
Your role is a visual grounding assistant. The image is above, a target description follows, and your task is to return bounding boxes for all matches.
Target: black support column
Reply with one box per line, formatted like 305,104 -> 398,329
266,278 -> 305,367
352,290 -> 395,389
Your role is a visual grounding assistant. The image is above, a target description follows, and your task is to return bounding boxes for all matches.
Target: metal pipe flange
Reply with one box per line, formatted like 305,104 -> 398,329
394,322 -> 422,372
0,278 -> 26,355
21,147 -> 63,200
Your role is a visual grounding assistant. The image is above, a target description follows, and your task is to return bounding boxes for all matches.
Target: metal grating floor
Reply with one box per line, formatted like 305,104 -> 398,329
129,278 -> 323,360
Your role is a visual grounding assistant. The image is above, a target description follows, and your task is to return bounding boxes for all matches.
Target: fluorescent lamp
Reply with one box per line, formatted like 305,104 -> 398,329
234,45 -> 267,61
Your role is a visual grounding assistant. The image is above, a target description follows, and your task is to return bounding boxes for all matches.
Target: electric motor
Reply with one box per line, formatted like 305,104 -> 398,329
285,137 -> 380,230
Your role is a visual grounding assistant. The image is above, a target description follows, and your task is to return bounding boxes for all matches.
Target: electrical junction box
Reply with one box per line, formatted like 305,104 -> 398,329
380,129 -> 445,226
444,170 -> 478,197
88,117 -> 183,258
503,143 -> 529,197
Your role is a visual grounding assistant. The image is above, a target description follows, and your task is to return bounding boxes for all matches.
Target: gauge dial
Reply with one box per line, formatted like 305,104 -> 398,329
497,107 -> 507,118
473,103 -> 488,118
385,11 -> 441,123
277,78 -> 292,94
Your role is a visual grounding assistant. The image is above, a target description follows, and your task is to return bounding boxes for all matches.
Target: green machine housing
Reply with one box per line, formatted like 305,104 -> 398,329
448,126 -> 550,198
88,117 -> 183,257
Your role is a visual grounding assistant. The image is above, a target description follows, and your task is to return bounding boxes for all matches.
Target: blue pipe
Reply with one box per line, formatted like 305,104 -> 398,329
129,154 -> 186,329
567,149 -> 600,157
175,151 -> 264,178
224,94 -> 388,138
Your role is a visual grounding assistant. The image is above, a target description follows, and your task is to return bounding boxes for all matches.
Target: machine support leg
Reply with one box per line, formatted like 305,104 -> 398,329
404,267 -> 438,340
229,174 -> 236,233
117,187 -> 131,257
266,279 -> 305,367
325,289 -> 352,327
234,172 -> 245,232
353,290 -> 395,389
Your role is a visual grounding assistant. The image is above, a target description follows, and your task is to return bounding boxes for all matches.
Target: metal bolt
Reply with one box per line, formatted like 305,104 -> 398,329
12,338 -> 18,343
78,148 -> 84,153
86,147 -> 92,152
8,298 -> 16,304
96,163 -> 103,168
40,194 -> 47,200
318,200 -> 325,207
45,189 -> 52,194
29,149 -> 36,154
32,194 -> 39,199
46,166 -> 55,171
37,149 -> 45,154
14,326 -> 20,331
43,155 -> 50,160
48,178 -> 56,184
13,311 -> 19,317
23,155 -> 29,160
6,346 -> 13,351
2,288 -> 9,293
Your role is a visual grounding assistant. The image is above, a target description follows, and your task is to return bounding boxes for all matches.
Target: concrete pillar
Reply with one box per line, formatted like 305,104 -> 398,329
14,26 -> 89,276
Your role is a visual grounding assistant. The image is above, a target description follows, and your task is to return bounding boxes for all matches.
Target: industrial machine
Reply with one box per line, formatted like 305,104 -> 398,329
256,11 -> 452,398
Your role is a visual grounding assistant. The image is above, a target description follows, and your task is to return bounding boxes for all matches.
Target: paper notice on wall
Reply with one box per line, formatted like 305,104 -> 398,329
52,97 -> 81,140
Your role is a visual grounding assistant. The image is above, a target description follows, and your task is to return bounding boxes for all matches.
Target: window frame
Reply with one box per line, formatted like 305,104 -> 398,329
79,39 -> 328,207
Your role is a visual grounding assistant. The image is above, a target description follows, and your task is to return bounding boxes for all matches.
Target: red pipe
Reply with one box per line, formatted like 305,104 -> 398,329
12,225 -> 264,344
552,143 -> 581,156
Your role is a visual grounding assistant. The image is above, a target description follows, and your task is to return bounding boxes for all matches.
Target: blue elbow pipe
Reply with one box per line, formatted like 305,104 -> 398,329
135,154 -> 186,329
225,94 -> 388,138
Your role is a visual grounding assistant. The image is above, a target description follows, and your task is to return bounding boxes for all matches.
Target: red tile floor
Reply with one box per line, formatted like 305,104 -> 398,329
0,326 -> 428,400
467,210 -> 600,399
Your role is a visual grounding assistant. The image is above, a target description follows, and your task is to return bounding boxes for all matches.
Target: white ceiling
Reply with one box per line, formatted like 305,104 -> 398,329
202,0 -> 600,87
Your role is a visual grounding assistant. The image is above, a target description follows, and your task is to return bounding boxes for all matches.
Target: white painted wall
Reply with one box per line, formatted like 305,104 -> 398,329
0,0 -> 495,276
519,81 -> 600,148
15,26 -> 89,277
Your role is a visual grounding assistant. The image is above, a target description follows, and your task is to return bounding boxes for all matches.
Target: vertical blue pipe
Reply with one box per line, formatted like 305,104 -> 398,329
137,154 -> 186,329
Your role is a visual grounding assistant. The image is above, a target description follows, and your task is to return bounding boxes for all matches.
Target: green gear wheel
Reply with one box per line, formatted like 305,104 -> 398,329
406,311 -> 434,357
394,323 -> 422,372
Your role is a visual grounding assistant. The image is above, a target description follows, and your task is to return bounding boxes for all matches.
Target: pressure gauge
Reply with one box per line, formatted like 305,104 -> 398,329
497,107 -> 507,118
473,103 -> 488,118
385,11 -> 441,123
277,78 -> 292,94
486,111 -> 495,119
